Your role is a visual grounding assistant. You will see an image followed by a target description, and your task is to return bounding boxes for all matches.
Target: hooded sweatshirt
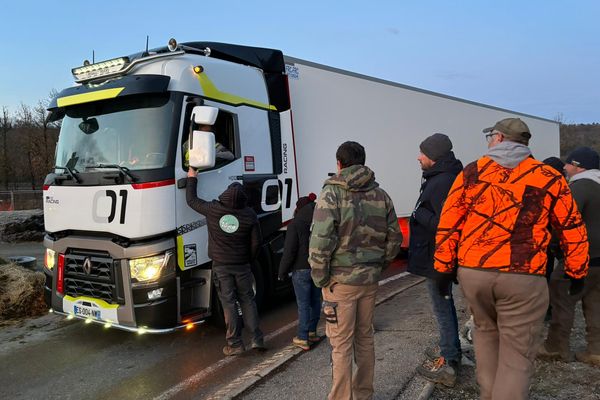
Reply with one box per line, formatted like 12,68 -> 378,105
569,169 -> 600,263
186,178 -> 261,266
278,202 -> 315,278
309,165 -> 403,287
433,143 -> 589,279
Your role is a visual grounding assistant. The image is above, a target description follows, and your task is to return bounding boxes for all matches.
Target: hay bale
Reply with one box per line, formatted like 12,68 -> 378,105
0,262 -> 47,320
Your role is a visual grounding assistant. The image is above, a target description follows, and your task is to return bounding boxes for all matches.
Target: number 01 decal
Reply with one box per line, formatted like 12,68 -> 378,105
260,178 -> 293,212
92,189 -> 128,224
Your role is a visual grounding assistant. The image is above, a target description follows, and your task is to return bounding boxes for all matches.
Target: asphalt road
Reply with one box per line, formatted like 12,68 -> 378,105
0,253 -> 407,400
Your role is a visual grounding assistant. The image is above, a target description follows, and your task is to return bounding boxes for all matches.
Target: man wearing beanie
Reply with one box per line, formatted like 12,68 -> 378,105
540,146 -> 600,366
409,133 -> 464,387
433,118 -> 588,399
187,167 -> 265,356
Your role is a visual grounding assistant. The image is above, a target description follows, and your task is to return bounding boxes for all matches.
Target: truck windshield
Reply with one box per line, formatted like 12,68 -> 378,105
55,94 -> 176,172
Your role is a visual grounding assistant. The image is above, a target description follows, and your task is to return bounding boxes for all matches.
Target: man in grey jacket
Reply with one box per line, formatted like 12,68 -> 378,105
539,146 -> 600,366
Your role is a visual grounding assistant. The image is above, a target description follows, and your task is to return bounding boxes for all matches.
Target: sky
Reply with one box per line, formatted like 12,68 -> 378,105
1,0 -> 599,123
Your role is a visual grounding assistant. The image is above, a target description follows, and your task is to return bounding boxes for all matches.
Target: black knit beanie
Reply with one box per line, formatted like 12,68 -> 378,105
566,147 -> 600,170
295,192 -> 317,211
419,133 -> 452,161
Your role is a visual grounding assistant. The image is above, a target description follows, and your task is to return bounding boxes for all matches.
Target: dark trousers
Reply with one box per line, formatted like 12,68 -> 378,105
545,262 -> 600,355
213,264 -> 263,348
426,278 -> 462,363
292,269 -> 322,340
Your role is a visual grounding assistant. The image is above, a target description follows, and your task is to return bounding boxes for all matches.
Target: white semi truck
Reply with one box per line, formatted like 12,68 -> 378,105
43,40 -> 559,333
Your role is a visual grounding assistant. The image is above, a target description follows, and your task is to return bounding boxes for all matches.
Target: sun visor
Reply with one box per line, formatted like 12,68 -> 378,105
48,74 -> 170,110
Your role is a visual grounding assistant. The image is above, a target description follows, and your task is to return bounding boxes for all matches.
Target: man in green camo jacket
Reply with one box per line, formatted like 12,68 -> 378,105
309,141 -> 402,400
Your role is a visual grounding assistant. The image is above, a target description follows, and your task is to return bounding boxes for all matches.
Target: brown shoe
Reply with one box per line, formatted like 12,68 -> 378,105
293,337 -> 311,351
223,345 -> 244,356
416,356 -> 457,387
575,351 -> 600,366
308,331 -> 325,343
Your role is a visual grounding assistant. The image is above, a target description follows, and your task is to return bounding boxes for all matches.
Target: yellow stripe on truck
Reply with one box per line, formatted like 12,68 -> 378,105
196,72 -> 277,111
63,295 -> 119,309
57,87 -> 125,107
177,235 -> 185,270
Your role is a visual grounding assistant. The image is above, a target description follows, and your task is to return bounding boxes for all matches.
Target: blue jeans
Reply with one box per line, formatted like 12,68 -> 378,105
426,278 -> 461,363
292,269 -> 322,340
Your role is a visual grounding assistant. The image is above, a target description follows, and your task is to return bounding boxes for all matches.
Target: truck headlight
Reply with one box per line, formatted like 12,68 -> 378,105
129,250 -> 175,283
45,249 -> 56,270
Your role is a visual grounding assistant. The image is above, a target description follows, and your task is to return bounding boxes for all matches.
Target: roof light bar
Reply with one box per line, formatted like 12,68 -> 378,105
72,57 -> 130,82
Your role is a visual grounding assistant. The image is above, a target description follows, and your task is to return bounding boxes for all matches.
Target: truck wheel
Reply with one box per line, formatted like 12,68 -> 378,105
210,286 -> 227,328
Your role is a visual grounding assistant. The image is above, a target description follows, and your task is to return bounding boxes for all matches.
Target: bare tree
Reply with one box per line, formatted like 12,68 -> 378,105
0,107 -> 12,189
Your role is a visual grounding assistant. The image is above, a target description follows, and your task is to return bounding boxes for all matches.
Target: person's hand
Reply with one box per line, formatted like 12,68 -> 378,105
187,167 -> 198,178
568,278 -> 585,296
433,270 -> 456,299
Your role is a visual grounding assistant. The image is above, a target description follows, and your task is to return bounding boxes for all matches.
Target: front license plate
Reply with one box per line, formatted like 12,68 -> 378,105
73,304 -> 101,319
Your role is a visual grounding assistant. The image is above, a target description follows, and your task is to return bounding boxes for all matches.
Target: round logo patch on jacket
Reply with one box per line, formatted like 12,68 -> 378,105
219,214 -> 239,233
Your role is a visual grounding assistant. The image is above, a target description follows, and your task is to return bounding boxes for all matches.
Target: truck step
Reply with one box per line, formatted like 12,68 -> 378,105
181,307 -> 210,320
180,277 -> 207,289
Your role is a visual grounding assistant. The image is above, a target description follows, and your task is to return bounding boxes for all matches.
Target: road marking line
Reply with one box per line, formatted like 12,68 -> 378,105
378,271 -> 409,286
153,321 -> 299,400
155,271 -> 414,400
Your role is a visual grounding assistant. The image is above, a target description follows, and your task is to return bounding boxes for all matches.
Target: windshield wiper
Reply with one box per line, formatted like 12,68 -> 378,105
85,164 -> 139,182
54,165 -> 82,183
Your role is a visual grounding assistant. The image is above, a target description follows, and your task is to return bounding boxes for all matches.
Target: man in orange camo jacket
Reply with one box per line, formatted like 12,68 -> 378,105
433,118 -> 589,400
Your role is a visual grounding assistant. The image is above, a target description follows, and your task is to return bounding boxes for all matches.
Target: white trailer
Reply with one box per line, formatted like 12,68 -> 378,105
284,57 -> 559,220
42,40 -> 559,332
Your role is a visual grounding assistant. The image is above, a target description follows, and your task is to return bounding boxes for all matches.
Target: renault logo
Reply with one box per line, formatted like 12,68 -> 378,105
83,258 -> 92,275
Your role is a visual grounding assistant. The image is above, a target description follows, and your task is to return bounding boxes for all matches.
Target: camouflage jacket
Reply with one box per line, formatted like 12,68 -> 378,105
309,165 -> 402,287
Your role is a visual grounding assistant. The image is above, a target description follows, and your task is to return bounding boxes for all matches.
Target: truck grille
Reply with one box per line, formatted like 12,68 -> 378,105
64,250 -> 122,304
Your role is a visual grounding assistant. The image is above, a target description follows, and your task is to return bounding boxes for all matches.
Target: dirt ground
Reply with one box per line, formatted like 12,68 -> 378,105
430,303 -> 600,400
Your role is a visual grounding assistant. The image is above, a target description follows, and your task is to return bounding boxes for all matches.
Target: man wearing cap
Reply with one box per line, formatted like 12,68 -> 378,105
408,133 -> 464,387
433,118 -> 589,399
539,146 -> 600,366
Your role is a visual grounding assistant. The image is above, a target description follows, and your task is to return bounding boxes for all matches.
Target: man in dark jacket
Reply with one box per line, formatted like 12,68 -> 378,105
540,146 -> 600,366
187,167 -> 264,356
408,133 -> 463,387
278,193 -> 322,350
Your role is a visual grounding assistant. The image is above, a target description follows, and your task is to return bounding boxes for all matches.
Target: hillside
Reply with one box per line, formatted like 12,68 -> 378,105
560,123 -> 600,158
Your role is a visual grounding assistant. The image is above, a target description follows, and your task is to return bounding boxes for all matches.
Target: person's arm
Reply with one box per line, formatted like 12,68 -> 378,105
413,175 -> 455,233
550,178 -> 589,279
278,224 -> 299,279
384,197 -> 402,267
434,171 -> 468,274
186,168 -> 212,215
309,186 -> 340,288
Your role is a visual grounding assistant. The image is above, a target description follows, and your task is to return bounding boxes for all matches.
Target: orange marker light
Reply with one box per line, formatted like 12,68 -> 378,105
193,66 -> 203,74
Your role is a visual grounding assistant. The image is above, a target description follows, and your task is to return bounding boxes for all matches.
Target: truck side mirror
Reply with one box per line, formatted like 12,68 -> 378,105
191,106 -> 218,125
188,130 -> 216,169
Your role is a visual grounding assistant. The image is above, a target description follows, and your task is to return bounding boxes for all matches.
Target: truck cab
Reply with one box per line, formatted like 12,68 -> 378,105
43,41 -> 297,332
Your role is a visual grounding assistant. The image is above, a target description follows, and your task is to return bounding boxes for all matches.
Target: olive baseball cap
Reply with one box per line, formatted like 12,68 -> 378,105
483,118 -> 532,143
